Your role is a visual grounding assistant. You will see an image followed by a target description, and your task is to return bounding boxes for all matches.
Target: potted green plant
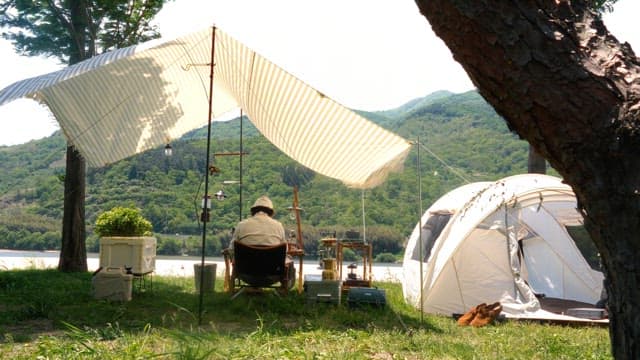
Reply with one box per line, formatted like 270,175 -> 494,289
96,206 -> 156,275
95,206 -> 153,237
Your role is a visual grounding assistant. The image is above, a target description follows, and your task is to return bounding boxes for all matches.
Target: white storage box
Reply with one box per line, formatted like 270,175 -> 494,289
99,236 -> 156,274
92,267 -> 133,301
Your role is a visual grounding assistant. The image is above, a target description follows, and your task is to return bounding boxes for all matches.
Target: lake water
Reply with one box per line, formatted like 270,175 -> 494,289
0,249 -> 403,283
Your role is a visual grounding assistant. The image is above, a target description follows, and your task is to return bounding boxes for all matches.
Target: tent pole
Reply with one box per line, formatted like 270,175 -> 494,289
198,25 -> 217,326
504,202 -> 518,299
361,189 -> 366,244
239,108 -> 244,221
417,138 -> 424,324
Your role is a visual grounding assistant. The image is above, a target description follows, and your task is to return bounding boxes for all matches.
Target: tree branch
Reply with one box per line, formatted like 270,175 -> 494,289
45,0 -> 73,38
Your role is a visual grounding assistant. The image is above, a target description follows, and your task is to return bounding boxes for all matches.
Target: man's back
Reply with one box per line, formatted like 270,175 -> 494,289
233,212 -> 285,247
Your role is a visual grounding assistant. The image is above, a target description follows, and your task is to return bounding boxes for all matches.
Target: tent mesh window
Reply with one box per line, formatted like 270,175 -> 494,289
565,224 -> 600,271
412,212 -> 452,262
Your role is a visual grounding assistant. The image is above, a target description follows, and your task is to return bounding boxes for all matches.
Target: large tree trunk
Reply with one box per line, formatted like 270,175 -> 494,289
58,146 -> 87,272
415,1 -> 640,358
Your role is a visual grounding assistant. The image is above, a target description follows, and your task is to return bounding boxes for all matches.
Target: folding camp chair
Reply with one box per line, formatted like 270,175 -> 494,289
229,242 -> 293,300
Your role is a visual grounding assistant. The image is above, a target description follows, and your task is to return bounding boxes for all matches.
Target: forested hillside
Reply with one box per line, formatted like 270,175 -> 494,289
0,90 -> 535,259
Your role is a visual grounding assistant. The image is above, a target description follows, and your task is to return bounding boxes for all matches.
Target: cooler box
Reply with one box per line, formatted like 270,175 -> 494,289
92,267 -> 133,301
99,236 -> 156,274
304,274 -> 341,304
347,287 -> 386,308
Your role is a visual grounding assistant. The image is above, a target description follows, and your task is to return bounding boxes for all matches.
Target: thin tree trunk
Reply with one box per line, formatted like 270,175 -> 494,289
527,145 -> 546,174
415,1 -> 640,358
58,145 -> 87,272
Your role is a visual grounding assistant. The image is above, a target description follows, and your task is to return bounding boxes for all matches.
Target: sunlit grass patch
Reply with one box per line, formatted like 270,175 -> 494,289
0,270 -> 612,359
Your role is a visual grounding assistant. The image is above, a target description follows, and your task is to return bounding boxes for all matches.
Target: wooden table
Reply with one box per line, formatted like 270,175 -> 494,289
336,240 -> 372,289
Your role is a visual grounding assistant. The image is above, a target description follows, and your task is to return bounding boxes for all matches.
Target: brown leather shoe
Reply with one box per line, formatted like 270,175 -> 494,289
469,304 -> 491,327
487,302 -> 503,318
457,303 -> 486,326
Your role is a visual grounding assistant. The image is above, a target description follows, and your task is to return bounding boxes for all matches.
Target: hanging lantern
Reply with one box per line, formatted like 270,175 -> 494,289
164,143 -> 173,157
201,195 -> 212,210
215,190 -> 227,201
200,195 -> 211,222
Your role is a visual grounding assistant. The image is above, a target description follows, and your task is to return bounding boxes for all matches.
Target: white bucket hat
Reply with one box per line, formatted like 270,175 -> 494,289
251,195 -> 274,211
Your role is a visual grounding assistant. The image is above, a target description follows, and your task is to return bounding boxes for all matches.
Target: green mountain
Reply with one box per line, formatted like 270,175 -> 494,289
0,90 -> 535,258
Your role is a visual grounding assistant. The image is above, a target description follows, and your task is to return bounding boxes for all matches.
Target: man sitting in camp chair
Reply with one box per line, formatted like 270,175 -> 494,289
228,196 -> 296,293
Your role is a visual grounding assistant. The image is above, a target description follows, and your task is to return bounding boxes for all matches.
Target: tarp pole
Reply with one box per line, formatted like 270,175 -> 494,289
198,26 -> 217,326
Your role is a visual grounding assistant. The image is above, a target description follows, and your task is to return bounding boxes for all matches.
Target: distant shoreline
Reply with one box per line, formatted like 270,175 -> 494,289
0,249 -> 402,283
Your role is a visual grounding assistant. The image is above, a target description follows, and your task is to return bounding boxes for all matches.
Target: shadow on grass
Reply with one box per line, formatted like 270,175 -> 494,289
0,270 -> 442,344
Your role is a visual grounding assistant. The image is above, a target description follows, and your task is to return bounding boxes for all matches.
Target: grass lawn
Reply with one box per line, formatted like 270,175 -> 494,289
0,269 -> 611,359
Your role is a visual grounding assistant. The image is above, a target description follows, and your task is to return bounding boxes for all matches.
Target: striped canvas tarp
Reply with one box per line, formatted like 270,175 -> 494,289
0,27 -> 411,188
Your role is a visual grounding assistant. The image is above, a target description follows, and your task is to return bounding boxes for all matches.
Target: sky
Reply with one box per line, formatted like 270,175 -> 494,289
0,0 -> 638,146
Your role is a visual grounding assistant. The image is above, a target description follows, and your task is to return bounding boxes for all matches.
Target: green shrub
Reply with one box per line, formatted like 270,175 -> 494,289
374,252 -> 398,263
341,248 -> 358,262
94,207 -> 153,237
157,236 -> 182,256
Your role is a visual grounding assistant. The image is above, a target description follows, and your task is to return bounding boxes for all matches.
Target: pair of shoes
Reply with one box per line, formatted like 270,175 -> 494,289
458,302 -> 503,327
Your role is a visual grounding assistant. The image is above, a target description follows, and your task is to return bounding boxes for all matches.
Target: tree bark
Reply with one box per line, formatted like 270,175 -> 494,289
58,145 -> 87,272
58,0 -> 89,272
415,1 -> 640,358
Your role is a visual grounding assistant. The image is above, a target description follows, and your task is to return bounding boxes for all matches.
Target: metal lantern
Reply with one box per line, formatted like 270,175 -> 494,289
200,195 -> 211,222
215,190 -> 227,201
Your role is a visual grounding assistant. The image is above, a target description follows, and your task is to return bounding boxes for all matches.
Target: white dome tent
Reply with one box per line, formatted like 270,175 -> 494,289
402,174 -> 607,323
